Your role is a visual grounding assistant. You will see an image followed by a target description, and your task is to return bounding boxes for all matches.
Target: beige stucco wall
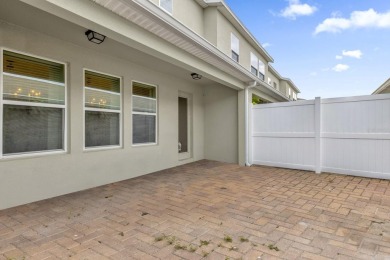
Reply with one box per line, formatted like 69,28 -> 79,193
268,71 -> 280,91
148,0 -> 204,36
204,84 -> 238,164
204,7 -> 218,46
0,22 -> 208,209
173,0 -> 204,36
216,11 -> 268,80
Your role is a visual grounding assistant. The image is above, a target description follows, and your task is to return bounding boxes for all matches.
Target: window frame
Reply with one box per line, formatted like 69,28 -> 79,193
159,0 -> 173,14
250,52 -> 265,81
250,52 -> 259,77
0,48 -> 67,159
131,81 -> 158,147
83,68 -> 123,151
231,33 -> 240,62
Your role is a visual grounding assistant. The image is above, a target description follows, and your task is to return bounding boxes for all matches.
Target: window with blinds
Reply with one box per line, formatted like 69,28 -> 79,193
84,70 -> 121,148
250,53 -> 259,76
1,50 -> 66,156
258,60 -> 265,81
132,82 -> 157,145
231,33 -> 240,62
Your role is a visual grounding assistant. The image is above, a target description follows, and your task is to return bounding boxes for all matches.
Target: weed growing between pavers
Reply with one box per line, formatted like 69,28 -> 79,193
223,235 -> 233,242
200,240 -> 210,246
239,236 -> 249,242
154,233 -> 264,258
264,243 -> 280,251
174,243 -> 187,250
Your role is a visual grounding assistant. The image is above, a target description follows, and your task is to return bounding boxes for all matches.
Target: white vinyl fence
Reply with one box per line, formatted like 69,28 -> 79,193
250,94 -> 390,179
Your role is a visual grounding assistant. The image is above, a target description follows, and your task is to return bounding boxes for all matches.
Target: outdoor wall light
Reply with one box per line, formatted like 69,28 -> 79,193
85,30 -> 106,44
191,73 -> 202,80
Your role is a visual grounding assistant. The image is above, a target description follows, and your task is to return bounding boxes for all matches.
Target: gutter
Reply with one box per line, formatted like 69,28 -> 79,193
245,81 -> 257,166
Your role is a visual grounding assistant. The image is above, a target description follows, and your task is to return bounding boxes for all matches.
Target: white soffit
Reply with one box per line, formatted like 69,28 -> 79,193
90,0 -> 287,100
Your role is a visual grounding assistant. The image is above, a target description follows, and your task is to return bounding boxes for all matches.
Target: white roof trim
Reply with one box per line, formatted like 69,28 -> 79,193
91,0 -> 288,101
269,65 -> 300,93
372,78 -> 390,94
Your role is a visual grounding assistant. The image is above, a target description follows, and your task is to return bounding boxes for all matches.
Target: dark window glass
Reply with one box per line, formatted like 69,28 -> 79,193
85,111 -> 120,147
133,114 -> 156,144
3,105 -> 63,154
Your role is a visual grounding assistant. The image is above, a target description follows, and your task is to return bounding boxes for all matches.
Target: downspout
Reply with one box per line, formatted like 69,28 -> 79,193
245,81 -> 257,166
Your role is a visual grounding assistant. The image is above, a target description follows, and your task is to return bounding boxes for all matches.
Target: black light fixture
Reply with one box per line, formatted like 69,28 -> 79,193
191,73 -> 202,80
85,30 -> 106,44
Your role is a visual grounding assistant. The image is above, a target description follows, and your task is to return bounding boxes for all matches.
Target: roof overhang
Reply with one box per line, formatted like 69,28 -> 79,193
269,65 -> 300,93
90,0 -> 286,100
372,78 -> 390,94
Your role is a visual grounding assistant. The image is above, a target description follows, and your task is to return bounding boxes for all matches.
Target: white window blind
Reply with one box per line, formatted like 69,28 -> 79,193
84,70 -> 121,148
259,60 -> 265,77
250,53 -> 258,76
132,82 -> 157,144
160,0 -> 172,13
231,33 -> 239,62
2,50 -> 66,156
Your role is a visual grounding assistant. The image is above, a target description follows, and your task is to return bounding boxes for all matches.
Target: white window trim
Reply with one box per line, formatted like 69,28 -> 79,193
159,0 -> 173,14
83,68 -> 123,151
131,81 -> 158,147
0,47 -> 67,159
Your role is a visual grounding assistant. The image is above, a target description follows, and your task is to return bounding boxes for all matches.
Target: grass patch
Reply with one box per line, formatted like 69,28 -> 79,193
188,245 -> 197,252
267,244 -> 280,251
174,243 -> 187,250
200,240 -> 210,246
166,236 -> 176,245
202,251 -> 209,257
239,237 -> 249,242
223,235 -> 233,243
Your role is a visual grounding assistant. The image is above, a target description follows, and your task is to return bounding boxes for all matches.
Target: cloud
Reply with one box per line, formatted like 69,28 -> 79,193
342,50 -> 362,59
262,42 -> 271,48
315,9 -> 390,34
332,64 -> 349,72
335,55 -> 343,60
280,0 -> 318,20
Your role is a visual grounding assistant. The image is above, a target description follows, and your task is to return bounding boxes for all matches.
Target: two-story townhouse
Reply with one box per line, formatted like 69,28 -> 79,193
0,0 -> 298,209
268,65 -> 300,101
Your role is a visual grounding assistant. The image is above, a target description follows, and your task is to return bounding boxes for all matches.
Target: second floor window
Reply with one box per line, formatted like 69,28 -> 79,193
250,53 -> 258,76
160,0 -> 172,14
231,33 -> 239,62
250,53 -> 265,81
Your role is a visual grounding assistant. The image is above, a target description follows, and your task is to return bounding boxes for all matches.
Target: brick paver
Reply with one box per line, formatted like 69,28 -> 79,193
1,160 -> 390,259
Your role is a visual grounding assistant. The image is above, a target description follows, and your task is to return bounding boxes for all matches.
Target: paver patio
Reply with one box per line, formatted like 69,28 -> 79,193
1,160 -> 390,260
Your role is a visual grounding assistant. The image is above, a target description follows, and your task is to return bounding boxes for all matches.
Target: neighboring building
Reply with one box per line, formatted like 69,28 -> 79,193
0,0 -> 299,209
268,65 -> 300,101
372,78 -> 390,94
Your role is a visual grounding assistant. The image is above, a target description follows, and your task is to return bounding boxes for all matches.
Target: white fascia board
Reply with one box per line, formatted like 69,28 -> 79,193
282,78 -> 301,93
269,65 -> 300,95
268,65 -> 283,80
372,78 -> 390,94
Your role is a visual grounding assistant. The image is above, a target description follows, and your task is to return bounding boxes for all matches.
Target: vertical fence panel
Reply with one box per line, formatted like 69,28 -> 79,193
251,100 -> 316,171
251,94 -> 390,179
